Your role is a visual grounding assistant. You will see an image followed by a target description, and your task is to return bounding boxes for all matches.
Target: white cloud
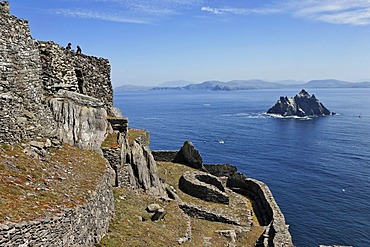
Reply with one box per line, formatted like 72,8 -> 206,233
201,6 -> 281,15
47,0 -> 370,26
283,0 -> 370,25
315,8 -> 370,25
49,0 -> 205,24
202,0 -> 370,26
51,9 -> 150,24
96,0 -> 203,16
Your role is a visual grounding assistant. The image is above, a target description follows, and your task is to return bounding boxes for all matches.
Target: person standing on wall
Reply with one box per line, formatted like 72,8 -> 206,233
76,45 -> 82,54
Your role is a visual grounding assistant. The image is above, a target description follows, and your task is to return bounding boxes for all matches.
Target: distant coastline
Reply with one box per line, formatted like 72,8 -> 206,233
115,79 -> 370,91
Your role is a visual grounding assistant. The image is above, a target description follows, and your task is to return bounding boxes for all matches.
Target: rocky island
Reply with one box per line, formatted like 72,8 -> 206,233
0,1 -> 294,246
267,89 -> 334,117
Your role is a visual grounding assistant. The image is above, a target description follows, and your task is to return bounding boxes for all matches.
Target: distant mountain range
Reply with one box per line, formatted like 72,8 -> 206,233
114,79 -> 370,91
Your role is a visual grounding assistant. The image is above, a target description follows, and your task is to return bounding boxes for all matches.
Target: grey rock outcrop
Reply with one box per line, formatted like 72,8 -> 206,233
146,204 -> 161,213
267,89 -> 333,117
125,140 -> 164,195
173,140 -> 204,170
49,90 -> 108,151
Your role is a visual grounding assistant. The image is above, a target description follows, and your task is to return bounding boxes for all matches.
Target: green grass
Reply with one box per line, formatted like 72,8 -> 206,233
101,132 -> 119,149
99,187 -> 188,247
127,128 -> 149,145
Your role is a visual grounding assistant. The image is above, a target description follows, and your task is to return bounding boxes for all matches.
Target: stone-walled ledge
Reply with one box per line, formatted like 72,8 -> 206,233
152,150 -> 177,162
157,158 -> 294,247
227,174 -> 293,247
179,171 -> 229,204
0,167 -> 115,247
178,203 -> 241,226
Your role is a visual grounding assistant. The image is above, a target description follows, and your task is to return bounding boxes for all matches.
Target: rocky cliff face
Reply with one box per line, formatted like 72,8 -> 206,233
267,89 -> 333,117
49,90 -> 109,151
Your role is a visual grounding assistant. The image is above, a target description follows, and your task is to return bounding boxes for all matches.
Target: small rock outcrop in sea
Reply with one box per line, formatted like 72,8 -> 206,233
267,89 -> 333,117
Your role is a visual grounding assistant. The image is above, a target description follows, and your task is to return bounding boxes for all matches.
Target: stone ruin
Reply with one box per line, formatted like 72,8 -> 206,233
179,171 -> 229,204
154,141 -> 294,247
0,1 -> 165,245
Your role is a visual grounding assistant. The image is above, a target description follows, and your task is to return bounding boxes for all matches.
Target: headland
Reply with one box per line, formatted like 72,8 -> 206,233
0,1 -> 293,246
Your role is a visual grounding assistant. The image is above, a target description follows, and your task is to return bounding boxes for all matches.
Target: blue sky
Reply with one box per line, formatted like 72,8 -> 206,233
9,0 -> 370,86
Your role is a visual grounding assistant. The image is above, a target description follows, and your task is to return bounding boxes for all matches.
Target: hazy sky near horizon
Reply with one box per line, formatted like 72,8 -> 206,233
9,0 -> 370,86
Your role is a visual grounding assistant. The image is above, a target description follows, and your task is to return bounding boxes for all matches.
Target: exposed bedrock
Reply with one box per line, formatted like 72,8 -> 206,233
267,89 -> 333,117
49,90 -> 108,151
124,139 -> 164,196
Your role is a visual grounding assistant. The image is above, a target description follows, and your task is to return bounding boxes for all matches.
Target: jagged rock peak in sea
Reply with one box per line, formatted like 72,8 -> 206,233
267,89 -> 334,117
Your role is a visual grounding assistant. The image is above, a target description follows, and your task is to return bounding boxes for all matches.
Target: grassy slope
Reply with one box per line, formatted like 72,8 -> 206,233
0,143 -> 107,223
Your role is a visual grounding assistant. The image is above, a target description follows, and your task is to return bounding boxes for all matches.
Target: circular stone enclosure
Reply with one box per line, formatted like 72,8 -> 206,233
179,171 -> 229,204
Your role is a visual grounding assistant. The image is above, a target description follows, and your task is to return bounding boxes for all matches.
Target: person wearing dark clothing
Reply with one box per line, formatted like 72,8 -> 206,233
76,45 -> 82,54
66,43 -> 72,50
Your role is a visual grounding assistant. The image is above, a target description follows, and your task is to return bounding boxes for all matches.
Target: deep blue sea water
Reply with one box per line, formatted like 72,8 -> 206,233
114,88 -> 370,247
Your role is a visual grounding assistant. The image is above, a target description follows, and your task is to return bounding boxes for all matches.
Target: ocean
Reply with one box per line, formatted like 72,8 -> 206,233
114,88 -> 370,247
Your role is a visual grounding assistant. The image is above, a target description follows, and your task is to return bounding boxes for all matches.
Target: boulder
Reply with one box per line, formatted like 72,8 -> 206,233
151,208 -> 167,221
146,204 -> 161,213
173,140 -> 204,170
267,89 -> 333,117
126,140 -> 164,196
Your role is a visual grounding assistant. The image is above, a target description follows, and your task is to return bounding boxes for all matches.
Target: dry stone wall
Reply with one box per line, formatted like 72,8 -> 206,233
0,2 -> 118,245
0,166 -> 115,247
207,165 -> 294,247
152,150 -> 177,162
0,1 -> 56,144
39,41 -> 113,114
102,146 -> 132,188
179,171 -> 229,204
